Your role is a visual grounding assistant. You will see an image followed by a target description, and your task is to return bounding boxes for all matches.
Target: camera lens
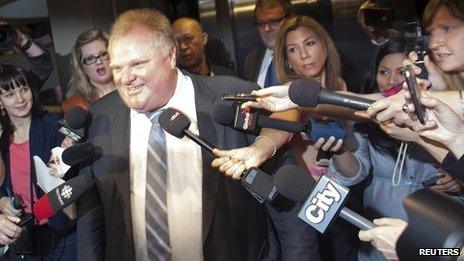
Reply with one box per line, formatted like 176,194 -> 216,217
0,25 -> 17,52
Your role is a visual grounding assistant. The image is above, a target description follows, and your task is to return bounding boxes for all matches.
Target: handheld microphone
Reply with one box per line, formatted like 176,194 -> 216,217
274,164 -> 375,233
213,104 -> 347,143
33,173 -> 95,220
58,106 -> 89,142
213,104 -> 303,134
61,142 -> 102,166
158,108 -> 277,203
397,189 -> 464,260
289,79 -> 375,110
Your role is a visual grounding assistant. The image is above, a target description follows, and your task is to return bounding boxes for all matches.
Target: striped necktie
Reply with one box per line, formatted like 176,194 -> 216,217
145,110 -> 171,260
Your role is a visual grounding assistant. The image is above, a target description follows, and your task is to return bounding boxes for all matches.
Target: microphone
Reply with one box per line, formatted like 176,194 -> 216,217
289,79 -> 375,110
158,108 -> 214,153
397,189 -> 464,260
213,104 -> 303,133
274,164 -> 375,233
33,173 -> 95,220
61,142 -> 102,166
58,106 -> 89,142
158,108 -> 276,203
213,104 -> 347,143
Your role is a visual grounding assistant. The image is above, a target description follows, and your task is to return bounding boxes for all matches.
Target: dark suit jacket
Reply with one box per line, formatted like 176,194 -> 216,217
77,73 -> 278,261
244,46 -> 267,82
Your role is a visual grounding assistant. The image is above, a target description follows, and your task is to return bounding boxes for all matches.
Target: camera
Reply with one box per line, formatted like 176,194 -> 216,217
0,25 -> 17,52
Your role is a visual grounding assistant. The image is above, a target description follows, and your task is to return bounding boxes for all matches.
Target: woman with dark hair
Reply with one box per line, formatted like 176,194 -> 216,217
326,37 -> 462,261
0,63 -> 76,260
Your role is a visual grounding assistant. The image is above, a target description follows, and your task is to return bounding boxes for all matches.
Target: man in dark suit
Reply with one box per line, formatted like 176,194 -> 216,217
244,0 -> 291,87
76,8 -> 296,261
173,17 -> 236,77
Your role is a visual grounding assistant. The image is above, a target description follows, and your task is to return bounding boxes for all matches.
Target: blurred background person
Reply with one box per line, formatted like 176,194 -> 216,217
172,17 -> 235,76
244,0 -> 291,87
62,28 -> 115,113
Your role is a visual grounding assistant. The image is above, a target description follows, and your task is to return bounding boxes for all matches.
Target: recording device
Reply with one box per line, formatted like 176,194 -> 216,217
421,175 -> 443,187
289,79 -> 375,110
58,106 -> 89,142
158,107 -> 214,153
212,104 -> 347,142
222,93 -> 257,102
61,142 -> 102,166
0,25 -> 17,52
404,64 -> 427,124
364,7 -> 394,29
397,189 -> 464,260
213,104 -> 302,134
33,173 -> 95,220
158,108 -> 276,203
274,164 -> 375,233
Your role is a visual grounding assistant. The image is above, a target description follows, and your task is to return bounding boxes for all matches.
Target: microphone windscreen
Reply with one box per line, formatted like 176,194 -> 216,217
288,79 -> 321,107
65,107 -> 88,129
33,173 -> 95,220
274,164 -> 316,202
33,194 -> 53,220
158,108 -> 191,138
62,142 -> 100,166
213,105 -> 235,126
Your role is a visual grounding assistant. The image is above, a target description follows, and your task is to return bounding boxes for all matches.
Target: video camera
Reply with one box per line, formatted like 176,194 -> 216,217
0,25 -> 17,52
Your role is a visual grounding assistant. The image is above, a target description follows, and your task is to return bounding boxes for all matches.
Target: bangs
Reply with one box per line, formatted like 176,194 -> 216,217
0,64 -> 28,93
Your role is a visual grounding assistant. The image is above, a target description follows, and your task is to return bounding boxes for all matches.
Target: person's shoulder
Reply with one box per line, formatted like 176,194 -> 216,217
88,90 -> 122,113
197,74 -> 260,94
210,64 -> 236,77
245,46 -> 266,59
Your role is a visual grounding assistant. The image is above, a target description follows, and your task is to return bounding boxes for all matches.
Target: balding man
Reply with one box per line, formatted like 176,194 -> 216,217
173,17 -> 235,76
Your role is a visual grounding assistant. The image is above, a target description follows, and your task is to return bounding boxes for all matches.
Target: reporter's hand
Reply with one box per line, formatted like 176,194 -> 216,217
379,123 -> 420,143
411,96 -> 464,154
405,52 -> 448,91
313,136 -> 344,153
430,170 -> 464,194
241,85 -> 298,112
211,145 -> 269,180
0,197 -> 21,217
358,217 -> 408,260
367,90 -> 414,127
0,214 -> 22,245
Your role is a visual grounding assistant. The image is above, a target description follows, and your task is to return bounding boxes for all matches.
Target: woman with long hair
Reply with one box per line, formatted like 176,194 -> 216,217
0,63 -> 76,260
62,28 -> 115,112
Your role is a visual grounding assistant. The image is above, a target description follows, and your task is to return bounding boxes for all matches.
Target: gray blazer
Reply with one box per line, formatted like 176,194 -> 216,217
76,73 -> 285,261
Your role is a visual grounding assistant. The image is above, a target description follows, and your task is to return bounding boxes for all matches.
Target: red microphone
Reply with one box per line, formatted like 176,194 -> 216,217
33,173 -> 95,220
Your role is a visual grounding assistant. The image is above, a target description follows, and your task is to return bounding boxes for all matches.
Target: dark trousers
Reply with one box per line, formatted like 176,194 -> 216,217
262,197 -> 321,261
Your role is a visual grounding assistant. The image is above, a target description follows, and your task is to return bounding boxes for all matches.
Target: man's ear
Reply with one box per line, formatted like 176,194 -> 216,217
169,45 -> 177,68
202,32 -> 208,47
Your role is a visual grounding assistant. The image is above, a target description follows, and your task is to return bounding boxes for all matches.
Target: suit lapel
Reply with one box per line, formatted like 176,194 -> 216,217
190,74 -> 223,243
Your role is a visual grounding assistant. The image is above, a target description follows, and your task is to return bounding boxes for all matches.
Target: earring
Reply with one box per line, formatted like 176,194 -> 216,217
287,61 -> 292,70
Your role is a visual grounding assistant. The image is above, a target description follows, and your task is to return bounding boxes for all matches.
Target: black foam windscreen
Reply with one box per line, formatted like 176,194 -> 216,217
62,142 -> 100,166
288,78 -> 321,107
397,189 -> 464,259
158,108 -> 191,138
66,106 -> 88,129
274,164 -> 316,202
212,104 -> 235,126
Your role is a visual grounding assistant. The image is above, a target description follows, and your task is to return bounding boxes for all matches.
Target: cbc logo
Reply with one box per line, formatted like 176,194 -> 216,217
60,185 -> 73,199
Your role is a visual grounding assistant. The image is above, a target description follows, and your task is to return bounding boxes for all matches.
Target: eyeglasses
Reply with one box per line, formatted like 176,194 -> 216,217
255,15 -> 287,28
82,51 -> 109,65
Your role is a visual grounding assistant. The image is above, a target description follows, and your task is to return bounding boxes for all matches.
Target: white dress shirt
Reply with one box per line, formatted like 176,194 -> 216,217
256,48 -> 273,88
130,69 -> 203,261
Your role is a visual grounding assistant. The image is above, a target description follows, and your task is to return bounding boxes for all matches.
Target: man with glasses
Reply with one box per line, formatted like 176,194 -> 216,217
172,17 -> 236,76
244,0 -> 289,88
